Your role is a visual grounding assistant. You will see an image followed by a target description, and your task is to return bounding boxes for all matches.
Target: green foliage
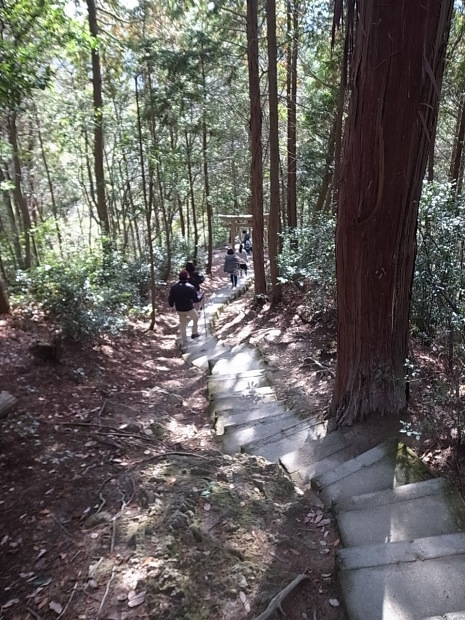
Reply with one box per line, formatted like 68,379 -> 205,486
277,215 -> 336,309
0,0 -> 73,109
13,250 -> 151,340
153,233 -> 202,280
412,182 -> 465,339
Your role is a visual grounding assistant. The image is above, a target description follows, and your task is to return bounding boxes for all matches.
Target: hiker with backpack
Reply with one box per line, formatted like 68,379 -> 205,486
224,248 -> 240,288
185,260 -> 205,313
168,270 -> 201,348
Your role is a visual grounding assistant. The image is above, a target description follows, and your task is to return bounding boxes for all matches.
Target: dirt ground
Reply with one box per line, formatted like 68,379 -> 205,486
1,250 -> 464,620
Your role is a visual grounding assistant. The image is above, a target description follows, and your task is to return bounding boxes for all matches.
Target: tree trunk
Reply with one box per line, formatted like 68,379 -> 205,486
0,165 -> 23,269
200,51 -> 213,275
247,0 -> 266,294
315,50 -> 346,213
0,275 -> 10,314
7,113 -> 35,268
185,130 -> 199,260
449,92 -> 465,194
267,0 -> 282,302
86,0 -> 110,238
135,75 -> 157,330
34,108 -> 63,255
286,0 -> 298,231
331,0 -> 453,425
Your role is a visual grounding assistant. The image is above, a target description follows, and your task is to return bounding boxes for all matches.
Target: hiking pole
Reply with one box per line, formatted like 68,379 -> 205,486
203,295 -> 208,336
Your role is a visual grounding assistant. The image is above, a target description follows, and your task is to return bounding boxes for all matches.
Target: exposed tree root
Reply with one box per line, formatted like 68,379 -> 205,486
253,574 -> 310,620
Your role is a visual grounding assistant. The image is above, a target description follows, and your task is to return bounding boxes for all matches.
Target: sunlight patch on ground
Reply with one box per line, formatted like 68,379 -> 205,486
262,328 -> 282,342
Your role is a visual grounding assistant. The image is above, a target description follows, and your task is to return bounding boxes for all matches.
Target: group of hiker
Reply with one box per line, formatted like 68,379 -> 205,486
168,231 -> 252,349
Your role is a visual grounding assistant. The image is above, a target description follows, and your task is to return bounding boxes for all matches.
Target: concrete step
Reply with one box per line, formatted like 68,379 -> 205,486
190,344 -> 233,369
210,346 -> 264,375
222,411 -> 301,455
241,414 -> 327,463
213,402 -> 289,431
338,533 -> 465,620
280,430 -> 351,481
210,386 -> 276,403
207,391 -> 278,419
280,419 -> 397,484
423,613 -> 465,619
315,440 -> 434,505
207,369 -> 269,395
183,338 -> 230,365
335,477 -> 465,548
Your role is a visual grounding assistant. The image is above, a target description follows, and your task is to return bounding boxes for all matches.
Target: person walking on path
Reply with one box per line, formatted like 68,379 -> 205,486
168,270 -> 201,347
224,248 -> 240,288
185,260 -> 205,313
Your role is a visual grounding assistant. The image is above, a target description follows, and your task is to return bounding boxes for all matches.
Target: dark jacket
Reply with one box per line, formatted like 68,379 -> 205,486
224,253 -> 239,274
168,281 -> 199,312
187,271 -> 204,292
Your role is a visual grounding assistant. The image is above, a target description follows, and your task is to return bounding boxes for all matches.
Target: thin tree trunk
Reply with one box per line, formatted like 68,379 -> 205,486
0,166 -> 23,269
331,0 -> 453,425
200,51 -> 213,275
135,75 -> 157,330
34,109 -> 63,255
0,212 -> 17,272
0,274 -> 9,314
247,0 -> 266,294
427,116 -> 437,182
7,113 -> 35,268
449,92 -> 465,194
267,0 -> 282,303
185,129 -> 199,260
86,0 -> 110,239
331,6 -> 351,210
314,54 -> 346,213
156,162 -> 172,281
286,0 -> 298,231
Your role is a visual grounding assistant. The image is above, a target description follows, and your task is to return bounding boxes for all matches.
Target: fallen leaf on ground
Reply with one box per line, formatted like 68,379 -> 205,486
49,600 -> 63,614
127,590 -> 146,608
1,599 -> 19,609
329,598 -> 340,607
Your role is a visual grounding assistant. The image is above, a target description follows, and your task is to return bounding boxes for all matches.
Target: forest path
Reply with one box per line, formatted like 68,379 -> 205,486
195,266 -> 465,620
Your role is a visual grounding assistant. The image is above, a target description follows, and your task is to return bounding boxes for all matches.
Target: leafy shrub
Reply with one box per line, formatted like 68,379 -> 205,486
412,181 -> 465,341
153,233 -> 206,281
153,234 -> 196,281
277,215 -> 336,310
13,249 -> 151,340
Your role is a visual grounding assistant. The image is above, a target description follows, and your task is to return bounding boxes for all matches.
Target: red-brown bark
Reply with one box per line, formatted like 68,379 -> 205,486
247,0 -> 266,294
267,0 -> 282,302
331,0 -> 453,425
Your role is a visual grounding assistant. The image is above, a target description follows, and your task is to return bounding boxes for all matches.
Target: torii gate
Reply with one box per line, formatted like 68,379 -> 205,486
217,213 -> 269,248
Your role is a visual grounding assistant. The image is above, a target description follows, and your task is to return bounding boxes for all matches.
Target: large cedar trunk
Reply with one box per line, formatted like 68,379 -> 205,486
267,0 -> 281,301
331,0 -> 453,425
247,0 -> 266,294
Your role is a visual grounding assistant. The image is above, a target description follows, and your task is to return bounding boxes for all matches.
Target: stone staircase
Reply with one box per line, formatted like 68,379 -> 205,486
183,274 -> 465,620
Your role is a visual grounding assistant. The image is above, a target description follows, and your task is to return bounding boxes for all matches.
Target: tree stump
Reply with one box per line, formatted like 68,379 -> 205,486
0,392 -> 17,420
